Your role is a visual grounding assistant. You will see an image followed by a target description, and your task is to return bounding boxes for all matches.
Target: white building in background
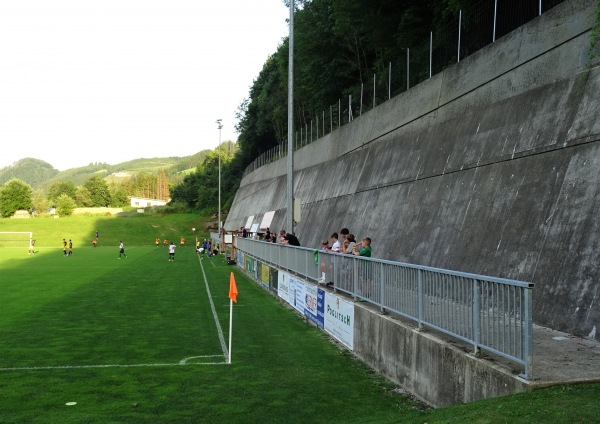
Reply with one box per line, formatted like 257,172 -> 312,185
129,197 -> 168,208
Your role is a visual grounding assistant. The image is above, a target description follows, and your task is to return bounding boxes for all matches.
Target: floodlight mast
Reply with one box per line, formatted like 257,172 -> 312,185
286,0 -> 294,234
216,119 -> 223,236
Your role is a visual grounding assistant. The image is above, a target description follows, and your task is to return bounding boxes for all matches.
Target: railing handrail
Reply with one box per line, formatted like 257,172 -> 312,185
239,238 -> 533,288
235,236 -> 534,379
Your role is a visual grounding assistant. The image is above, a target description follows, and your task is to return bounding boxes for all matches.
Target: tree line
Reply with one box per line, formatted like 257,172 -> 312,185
0,171 -> 169,217
172,0 -> 477,213
171,0 -> 565,216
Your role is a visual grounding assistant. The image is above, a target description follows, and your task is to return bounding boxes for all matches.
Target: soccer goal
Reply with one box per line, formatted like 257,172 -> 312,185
0,232 -> 33,249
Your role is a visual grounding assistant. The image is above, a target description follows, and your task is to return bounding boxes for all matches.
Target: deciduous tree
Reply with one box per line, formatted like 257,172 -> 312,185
0,178 -> 33,217
83,176 -> 111,207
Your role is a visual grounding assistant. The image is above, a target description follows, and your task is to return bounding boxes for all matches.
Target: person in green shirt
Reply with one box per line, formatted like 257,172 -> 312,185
352,237 -> 372,257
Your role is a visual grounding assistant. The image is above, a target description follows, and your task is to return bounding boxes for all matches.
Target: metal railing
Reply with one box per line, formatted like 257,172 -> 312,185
236,237 -> 534,379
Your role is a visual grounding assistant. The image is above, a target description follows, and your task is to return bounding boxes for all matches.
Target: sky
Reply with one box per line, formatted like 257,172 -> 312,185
0,0 -> 290,171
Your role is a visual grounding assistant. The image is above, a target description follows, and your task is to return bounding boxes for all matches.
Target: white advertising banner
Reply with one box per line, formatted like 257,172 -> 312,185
289,276 -> 305,314
324,293 -> 354,350
278,271 -> 291,304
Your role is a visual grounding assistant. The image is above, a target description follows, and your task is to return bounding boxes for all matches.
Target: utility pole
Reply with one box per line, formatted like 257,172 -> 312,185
216,119 -> 223,235
286,0 -> 295,234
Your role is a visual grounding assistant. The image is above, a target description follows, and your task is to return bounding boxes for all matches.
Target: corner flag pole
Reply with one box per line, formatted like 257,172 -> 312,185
228,272 -> 238,364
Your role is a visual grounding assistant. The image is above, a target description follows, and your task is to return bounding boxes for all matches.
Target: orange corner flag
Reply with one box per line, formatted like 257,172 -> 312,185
229,272 -> 238,303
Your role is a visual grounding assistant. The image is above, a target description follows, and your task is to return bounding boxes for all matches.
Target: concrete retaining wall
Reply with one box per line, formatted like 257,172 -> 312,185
226,0 -> 600,340
353,306 -> 529,407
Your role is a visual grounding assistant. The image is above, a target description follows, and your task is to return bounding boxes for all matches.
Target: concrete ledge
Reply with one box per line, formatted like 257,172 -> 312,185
353,304 -> 529,407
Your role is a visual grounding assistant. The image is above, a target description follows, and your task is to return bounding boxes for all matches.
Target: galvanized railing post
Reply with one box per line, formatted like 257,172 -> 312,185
473,279 -> 481,356
521,286 -> 534,380
417,270 -> 423,330
353,257 -> 358,299
379,261 -> 385,313
333,254 -> 337,292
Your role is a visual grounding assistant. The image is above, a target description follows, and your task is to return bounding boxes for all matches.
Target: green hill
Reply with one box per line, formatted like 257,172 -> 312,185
0,158 -> 59,188
0,152 -> 212,191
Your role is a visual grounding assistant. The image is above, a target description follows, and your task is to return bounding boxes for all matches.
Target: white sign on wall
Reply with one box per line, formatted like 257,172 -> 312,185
278,271 -> 291,304
324,292 -> 354,350
260,211 -> 275,229
289,276 -> 305,314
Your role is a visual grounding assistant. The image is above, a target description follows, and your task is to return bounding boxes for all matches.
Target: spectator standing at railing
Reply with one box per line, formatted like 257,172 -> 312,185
318,239 -> 331,285
327,233 -> 341,253
341,234 -> 356,254
352,237 -> 373,297
340,228 -> 350,242
278,230 -> 287,244
352,237 -> 372,257
283,232 -> 300,246
320,232 -> 342,286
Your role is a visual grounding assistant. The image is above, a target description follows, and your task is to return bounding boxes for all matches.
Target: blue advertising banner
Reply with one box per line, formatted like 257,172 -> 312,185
317,288 -> 325,329
304,284 -> 323,328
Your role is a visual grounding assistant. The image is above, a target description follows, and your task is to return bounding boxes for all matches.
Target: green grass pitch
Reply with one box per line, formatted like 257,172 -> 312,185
0,215 -> 598,423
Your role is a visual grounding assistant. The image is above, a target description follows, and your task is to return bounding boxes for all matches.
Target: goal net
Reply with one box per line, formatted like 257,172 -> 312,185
0,232 -> 33,249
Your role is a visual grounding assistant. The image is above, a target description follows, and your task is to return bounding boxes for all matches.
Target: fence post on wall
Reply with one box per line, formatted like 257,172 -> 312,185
388,62 -> 391,99
323,110 -> 325,135
338,99 -> 341,127
539,0 -> 542,15
373,74 -> 376,109
473,279 -> 481,356
315,115 -> 318,139
429,32 -> 433,78
330,105 -> 332,133
493,0 -> 498,42
406,48 -> 410,90
348,95 -> 352,121
360,83 -> 364,116
458,10 -> 462,62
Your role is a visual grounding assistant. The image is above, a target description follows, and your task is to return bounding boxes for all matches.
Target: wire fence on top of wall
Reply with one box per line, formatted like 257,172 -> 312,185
242,0 -> 567,178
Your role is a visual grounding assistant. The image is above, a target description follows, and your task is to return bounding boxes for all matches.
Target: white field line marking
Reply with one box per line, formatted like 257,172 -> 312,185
198,254 -> 229,359
0,360 -> 228,372
179,355 -> 223,364
0,253 -> 229,372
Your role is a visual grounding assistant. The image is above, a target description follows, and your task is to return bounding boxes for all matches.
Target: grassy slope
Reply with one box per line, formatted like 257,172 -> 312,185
0,215 -> 598,423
